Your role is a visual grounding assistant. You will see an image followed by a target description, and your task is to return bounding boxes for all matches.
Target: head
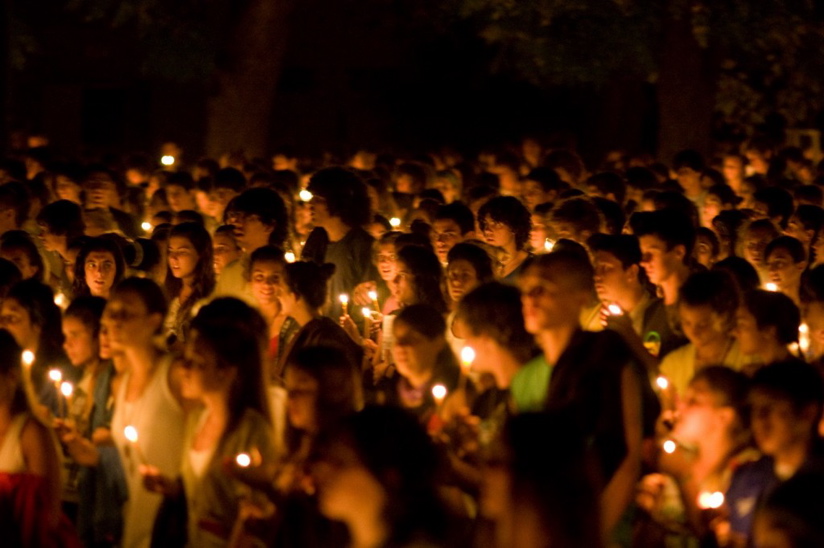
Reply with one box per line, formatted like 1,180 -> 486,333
678,270 -> 739,349
631,210 -> 695,285
73,237 -> 126,299
1,279 -> 63,356
741,219 -> 781,270
0,231 -> 44,282
765,236 -> 807,294
701,184 -> 738,228
694,227 -> 720,268
394,246 -> 446,313
102,278 -> 167,352
246,246 -> 287,309
672,149 -> 705,192
735,290 -> 800,357
431,202 -> 475,263
753,187 -> 794,229
548,197 -> 604,245
62,296 -> 106,367
587,233 -> 645,304
674,366 -> 749,445
83,169 -> 124,209
374,232 -> 401,283
36,200 -> 85,254
520,250 -> 595,335
225,187 -> 288,251
478,196 -> 531,252
166,222 -> 215,303
445,242 -> 495,304
523,167 -> 563,211
307,167 -> 371,229
278,261 -> 336,316
212,225 -> 242,276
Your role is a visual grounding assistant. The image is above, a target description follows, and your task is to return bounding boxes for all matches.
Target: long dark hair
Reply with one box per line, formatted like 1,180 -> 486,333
397,246 -> 447,313
190,298 -> 271,435
0,329 -> 30,417
164,222 -> 215,315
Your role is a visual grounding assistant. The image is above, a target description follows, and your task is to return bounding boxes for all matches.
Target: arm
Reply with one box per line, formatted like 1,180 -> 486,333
20,419 -> 62,527
600,365 -> 643,541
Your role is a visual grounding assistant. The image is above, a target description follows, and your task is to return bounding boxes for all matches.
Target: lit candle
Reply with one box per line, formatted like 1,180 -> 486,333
21,350 -> 34,368
697,491 -> 725,510
459,347 -> 475,392
799,323 -> 810,355
60,382 -> 74,418
284,251 -> 296,263
662,439 -> 676,454
389,217 -> 401,229
54,292 -> 68,310
432,384 -> 447,407
299,189 -> 313,202
339,294 -> 349,316
656,376 -> 669,390
160,155 -> 175,167
49,370 -> 62,411
141,221 -> 153,233
606,304 -> 623,316
235,453 -> 251,468
123,425 -> 148,466
361,307 -> 372,339
764,282 -> 778,292
368,290 -> 380,312
544,239 -> 555,252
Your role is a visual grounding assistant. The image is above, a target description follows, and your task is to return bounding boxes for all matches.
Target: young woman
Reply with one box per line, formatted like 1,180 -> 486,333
163,222 -> 216,346
142,298 -> 278,546
352,231 -> 401,316
444,243 -> 495,356
275,261 -> 362,380
212,225 -> 242,278
310,406 -> 449,548
73,237 -> 126,300
478,196 -> 532,281
105,278 -> 188,548
246,246 -> 299,372
734,290 -> 799,370
393,245 -> 448,314
0,330 -> 76,546
0,279 -> 74,417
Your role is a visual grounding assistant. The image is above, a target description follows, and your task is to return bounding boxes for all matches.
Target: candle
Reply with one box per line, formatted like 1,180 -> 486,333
799,323 -> 810,355
764,282 -> 778,292
697,491 -> 725,510
123,425 -> 148,466
141,221 -> 153,232
21,350 -> 34,368
339,294 -> 349,315
48,369 -> 62,384
460,346 -> 475,375
431,384 -> 447,407
60,382 -> 74,418
606,304 -> 623,316
544,239 -> 555,252
299,189 -> 313,202
284,251 -> 296,263
368,290 -> 380,312
160,155 -> 175,166
235,453 -> 251,468
662,439 -> 677,454
54,292 -> 68,310
361,307 -> 372,339
656,376 -> 669,390
389,217 -> 401,229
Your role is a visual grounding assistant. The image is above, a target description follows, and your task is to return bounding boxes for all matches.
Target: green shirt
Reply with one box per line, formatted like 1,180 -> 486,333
510,354 -> 552,413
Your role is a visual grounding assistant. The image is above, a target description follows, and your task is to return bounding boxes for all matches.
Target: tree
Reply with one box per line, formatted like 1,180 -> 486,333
447,0 -> 824,160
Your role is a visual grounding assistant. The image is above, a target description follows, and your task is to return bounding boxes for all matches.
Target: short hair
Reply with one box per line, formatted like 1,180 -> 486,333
587,233 -> 641,269
587,172 -> 626,204
525,249 -> 595,294
679,270 -> 739,320
395,304 -> 446,340
64,296 -> 107,338
673,149 -> 705,173
283,261 -> 336,310
0,231 -> 44,282
525,167 -> 563,192
764,235 -> 806,264
630,209 -> 696,260
592,197 -> 625,236
447,242 -> 495,283
307,167 -> 371,227
395,162 -> 430,194
712,256 -> 760,293
173,210 -> 204,226
36,200 -> 85,240
434,202 -> 474,235
542,149 -> 585,182
792,204 -> 824,234
214,167 -> 246,192
742,290 -> 800,345
224,187 -> 289,247
246,245 -> 287,281
754,187 -> 794,227
112,277 -> 168,319
396,245 -> 447,313
549,197 -> 603,237
165,171 -> 195,191
456,282 -> 534,363
695,226 -> 720,257
751,359 -> 824,415
625,167 -> 657,192
652,191 -> 700,226
478,196 -> 532,250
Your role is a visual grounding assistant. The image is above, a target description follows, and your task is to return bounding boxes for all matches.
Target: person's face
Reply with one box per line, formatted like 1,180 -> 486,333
227,211 -> 274,251
275,274 -> 298,316
676,167 -> 702,191
734,307 -> 767,357
84,177 -> 119,209
529,214 -> 549,252
312,441 -> 387,524
62,316 -> 97,367
434,177 -> 458,203
285,367 -> 318,431
520,266 -> 588,334
167,235 -> 198,281
376,245 -> 397,283
295,202 -> 313,236
194,190 -> 212,217
693,233 -> 716,268
102,291 -> 161,352
0,298 -> 38,350
395,174 -> 416,194
431,218 -> 463,263
55,175 -> 82,204
446,259 -> 480,303
593,250 -> 634,304
310,195 -> 331,227
0,248 -> 37,280
744,228 -> 774,269
165,184 -> 195,213
250,260 -> 284,307
722,157 -> 744,183
85,251 -> 117,298
212,232 -> 241,276
766,248 -> 805,291
679,303 -> 729,349
750,390 -> 813,457
639,234 -> 683,285
181,331 -> 233,401
784,216 -> 812,247
38,224 -> 65,253
392,319 -> 443,381
701,194 -> 724,228
674,378 -> 729,444
482,217 -> 516,249
523,180 -> 549,211
393,260 -> 417,306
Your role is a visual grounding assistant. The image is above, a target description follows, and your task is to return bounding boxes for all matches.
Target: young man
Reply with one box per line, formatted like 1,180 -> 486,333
726,360 -> 824,545
672,149 -> 707,207
430,202 -> 475,265
302,167 -> 377,319
547,196 -> 603,247
517,250 -> 643,542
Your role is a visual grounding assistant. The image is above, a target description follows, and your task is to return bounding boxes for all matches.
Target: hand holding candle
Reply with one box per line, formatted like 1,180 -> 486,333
21,350 -> 34,368
368,290 -> 380,312
339,294 -> 349,316
60,382 -> 74,418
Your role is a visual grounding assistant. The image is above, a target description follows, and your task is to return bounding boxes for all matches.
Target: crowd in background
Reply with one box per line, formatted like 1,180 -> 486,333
1,135 -> 824,547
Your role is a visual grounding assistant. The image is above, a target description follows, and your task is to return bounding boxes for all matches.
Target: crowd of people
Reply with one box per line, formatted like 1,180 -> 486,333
1,137 -> 824,547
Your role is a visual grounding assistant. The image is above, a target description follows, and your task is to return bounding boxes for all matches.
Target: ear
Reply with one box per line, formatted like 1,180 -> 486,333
673,244 -> 687,262
625,264 -> 640,284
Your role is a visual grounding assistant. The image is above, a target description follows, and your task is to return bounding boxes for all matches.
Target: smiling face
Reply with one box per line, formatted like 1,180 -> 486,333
84,251 -> 117,298
250,259 -> 285,308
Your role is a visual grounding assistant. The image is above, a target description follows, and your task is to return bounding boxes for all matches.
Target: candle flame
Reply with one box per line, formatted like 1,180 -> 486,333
236,453 -> 251,468
460,346 -> 476,366
284,251 -> 296,263
48,369 -> 62,383
697,491 -> 725,510
368,290 -> 378,301
299,189 -> 313,202
656,376 -> 669,390
764,282 -> 778,292
663,439 -> 676,454
160,155 -> 175,166
339,294 -> 349,304
432,384 -> 447,401
607,304 -> 623,315
21,350 -> 34,367
389,217 -> 401,228
124,425 -> 139,443
60,382 -> 73,398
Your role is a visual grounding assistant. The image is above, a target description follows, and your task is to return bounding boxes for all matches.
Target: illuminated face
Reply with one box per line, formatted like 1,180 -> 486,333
639,234 -> 682,285
167,235 -> 198,281
392,319 -> 443,383
62,316 -> 97,367
523,180 -> 549,211
529,214 -> 549,252
393,260 -> 417,306
743,228 -> 775,269
750,390 -> 811,456
431,219 -> 463,263
38,224 -> 65,254
227,211 -> 274,252
212,232 -> 241,276
805,301 -> 824,360
55,175 -> 82,204
593,250 -> 632,304
181,331 -> 228,401
734,306 -> 767,357
310,195 -> 331,228
701,194 -> 724,228
102,291 -> 160,351
722,156 -> 744,183
674,378 -> 725,444
482,217 -> 516,249
84,251 -> 117,298
0,298 -> 39,350
766,248 -> 804,292
312,441 -> 386,525
250,260 -> 285,307
446,259 -> 480,303
676,166 -> 702,192
375,244 -> 397,283
519,266 -> 586,334
679,303 -> 729,349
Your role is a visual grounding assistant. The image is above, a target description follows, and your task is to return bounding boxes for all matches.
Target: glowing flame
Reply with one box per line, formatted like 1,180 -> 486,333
544,239 -> 555,252
432,384 -> 447,403
284,251 -> 296,263
656,376 -> 669,390
21,351 -> 34,367
299,189 -> 313,202
663,440 -> 676,454
764,282 -> 778,292
141,221 -> 153,232
607,304 -> 623,316
54,293 -> 68,309
461,346 -> 476,367
124,425 -> 139,443
48,369 -> 62,383
339,294 -> 349,305
389,217 -> 401,228
698,491 -> 725,510
368,290 -> 378,302
235,453 -> 251,468
361,307 -> 372,318
160,155 -> 175,166
60,382 -> 73,398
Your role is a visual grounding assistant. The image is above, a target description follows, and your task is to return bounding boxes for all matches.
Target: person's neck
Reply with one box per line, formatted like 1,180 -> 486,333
125,344 -> 160,379
290,303 -> 317,327
501,247 -> 527,276
759,342 -> 790,366
259,301 -> 280,324
660,265 -> 690,305
695,336 -> 732,365
615,284 -> 647,313
773,438 -> 812,479
202,394 -> 231,435
323,218 -> 351,243
346,509 -> 389,548
405,366 -> 435,389
536,323 -> 579,364
493,347 -> 524,388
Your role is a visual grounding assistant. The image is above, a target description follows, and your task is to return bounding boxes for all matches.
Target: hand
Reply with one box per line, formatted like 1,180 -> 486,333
339,314 -> 362,343
140,465 -> 179,496
92,427 -> 114,446
53,418 -> 78,444
353,282 -> 377,307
